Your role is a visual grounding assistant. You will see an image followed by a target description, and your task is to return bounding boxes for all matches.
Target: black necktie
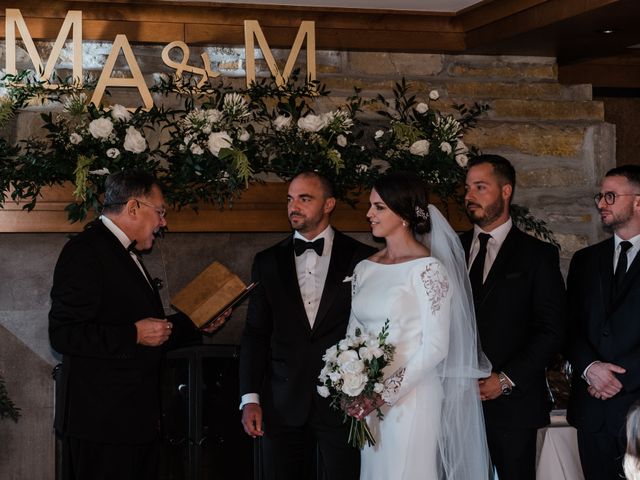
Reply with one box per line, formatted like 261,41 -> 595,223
470,233 -> 491,296
128,241 -> 161,291
294,237 -> 324,256
614,241 -> 633,294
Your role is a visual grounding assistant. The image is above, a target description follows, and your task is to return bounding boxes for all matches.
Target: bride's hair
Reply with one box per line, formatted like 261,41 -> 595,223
373,171 -> 431,234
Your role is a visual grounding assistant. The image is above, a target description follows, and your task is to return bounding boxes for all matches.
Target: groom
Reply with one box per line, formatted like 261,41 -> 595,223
239,171 -> 376,479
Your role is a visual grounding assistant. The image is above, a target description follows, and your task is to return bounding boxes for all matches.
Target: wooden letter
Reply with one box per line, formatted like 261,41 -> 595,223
5,9 -> 83,84
90,34 -> 153,110
244,20 -> 316,87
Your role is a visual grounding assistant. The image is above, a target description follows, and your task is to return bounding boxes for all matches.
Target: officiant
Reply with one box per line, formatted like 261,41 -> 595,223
48,170 -> 225,480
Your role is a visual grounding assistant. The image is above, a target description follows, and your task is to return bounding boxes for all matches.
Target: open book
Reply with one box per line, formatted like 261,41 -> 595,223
170,261 -> 257,330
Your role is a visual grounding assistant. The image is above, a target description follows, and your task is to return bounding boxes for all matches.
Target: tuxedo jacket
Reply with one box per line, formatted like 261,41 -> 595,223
49,220 -> 199,444
461,225 -> 566,429
567,238 -> 640,435
239,231 -> 376,432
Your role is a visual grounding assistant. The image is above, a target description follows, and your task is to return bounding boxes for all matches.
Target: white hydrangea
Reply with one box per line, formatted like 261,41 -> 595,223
88,117 -> 114,140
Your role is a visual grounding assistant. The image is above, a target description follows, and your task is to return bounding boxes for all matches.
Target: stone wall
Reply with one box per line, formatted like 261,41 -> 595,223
0,42 -> 615,478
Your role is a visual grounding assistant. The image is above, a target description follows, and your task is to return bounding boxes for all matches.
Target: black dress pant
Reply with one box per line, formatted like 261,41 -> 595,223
485,424 -> 537,480
577,427 -> 625,480
261,407 -> 360,480
61,435 -> 160,480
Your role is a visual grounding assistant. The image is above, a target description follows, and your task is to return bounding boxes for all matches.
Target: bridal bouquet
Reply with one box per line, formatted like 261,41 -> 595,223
317,319 -> 395,448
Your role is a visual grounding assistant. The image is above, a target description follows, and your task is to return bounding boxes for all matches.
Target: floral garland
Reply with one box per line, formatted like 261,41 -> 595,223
0,71 -> 556,243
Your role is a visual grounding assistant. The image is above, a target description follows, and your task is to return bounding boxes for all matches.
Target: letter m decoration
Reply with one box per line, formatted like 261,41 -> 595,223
5,9 -> 83,84
244,20 -> 316,88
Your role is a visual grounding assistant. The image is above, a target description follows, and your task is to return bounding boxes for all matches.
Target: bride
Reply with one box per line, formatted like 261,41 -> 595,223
347,171 -> 492,479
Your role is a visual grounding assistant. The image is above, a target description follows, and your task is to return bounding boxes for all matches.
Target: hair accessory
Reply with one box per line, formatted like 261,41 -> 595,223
415,205 -> 430,221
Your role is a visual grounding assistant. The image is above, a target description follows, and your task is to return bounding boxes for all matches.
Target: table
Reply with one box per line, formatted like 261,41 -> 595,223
536,413 -> 585,480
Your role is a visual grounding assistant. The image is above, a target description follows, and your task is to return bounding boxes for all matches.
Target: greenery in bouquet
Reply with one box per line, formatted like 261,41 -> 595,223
317,319 -> 395,448
248,74 -> 377,204
159,80 -> 258,209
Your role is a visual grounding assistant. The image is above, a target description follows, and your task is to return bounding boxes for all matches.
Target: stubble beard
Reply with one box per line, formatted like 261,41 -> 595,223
467,196 -> 505,229
601,206 -> 633,234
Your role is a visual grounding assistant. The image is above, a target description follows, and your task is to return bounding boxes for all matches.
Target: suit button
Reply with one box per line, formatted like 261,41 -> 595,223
602,330 -> 609,337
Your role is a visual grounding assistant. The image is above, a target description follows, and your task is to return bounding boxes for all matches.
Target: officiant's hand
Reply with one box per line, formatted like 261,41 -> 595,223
241,403 -> 264,438
202,308 -> 232,334
135,318 -> 172,346
479,373 -> 502,401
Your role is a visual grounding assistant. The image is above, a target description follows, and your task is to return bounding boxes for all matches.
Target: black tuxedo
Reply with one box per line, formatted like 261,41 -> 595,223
461,225 -> 566,480
49,220 -> 199,479
239,230 -> 375,479
567,238 -> 640,479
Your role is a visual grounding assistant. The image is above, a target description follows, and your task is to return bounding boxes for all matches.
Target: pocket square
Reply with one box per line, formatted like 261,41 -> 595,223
342,275 -> 353,283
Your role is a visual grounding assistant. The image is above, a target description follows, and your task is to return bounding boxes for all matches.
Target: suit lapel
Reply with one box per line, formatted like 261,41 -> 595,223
313,232 -> 351,333
276,236 -> 312,332
475,226 -> 520,308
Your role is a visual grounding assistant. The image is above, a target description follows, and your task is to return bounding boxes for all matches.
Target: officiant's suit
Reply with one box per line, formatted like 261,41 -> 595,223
567,239 -> 640,478
49,219 -> 199,480
239,229 -> 375,479
461,225 -> 566,479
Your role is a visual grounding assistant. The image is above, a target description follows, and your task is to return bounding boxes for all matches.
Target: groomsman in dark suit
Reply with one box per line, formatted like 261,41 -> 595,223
461,155 -> 566,480
567,165 -> 640,479
49,171 -> 223,480
239,171 -> 376,479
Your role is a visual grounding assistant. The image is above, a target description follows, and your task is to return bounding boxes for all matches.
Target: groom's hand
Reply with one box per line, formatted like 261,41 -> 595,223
241,403 -> 264,438
478,373 -> 502,401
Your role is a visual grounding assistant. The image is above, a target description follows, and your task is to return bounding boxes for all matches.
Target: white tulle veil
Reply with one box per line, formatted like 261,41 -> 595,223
413,204 -> 493,479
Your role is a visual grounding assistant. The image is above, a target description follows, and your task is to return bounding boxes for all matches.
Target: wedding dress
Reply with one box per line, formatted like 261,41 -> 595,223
347,205 -> 492,480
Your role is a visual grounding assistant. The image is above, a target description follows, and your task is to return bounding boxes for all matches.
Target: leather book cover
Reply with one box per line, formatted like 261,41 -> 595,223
170,261 -> 256,329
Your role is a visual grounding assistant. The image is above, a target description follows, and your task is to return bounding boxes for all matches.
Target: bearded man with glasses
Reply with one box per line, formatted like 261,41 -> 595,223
568,164 -> 640,480
49,170 -> 224,480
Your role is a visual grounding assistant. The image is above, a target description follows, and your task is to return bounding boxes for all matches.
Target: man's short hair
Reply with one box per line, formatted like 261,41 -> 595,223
468,154 -> 516,201
102,171 -> 160,215
605,164 -> 640,188
292,171 -> 335,199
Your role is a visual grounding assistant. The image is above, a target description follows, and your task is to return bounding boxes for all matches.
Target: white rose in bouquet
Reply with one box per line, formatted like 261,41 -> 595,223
429,89 -> 440,100
124,126 -> 147,153
409,139 -> 430,156
440,142 -> 452,154
207,109 -> 223,124
341,358 -> 366,376
317,385 -> 330,398
89,117 -> 114,139
110,104 -> 131,122
337,349 -> 359,365
208,131 -> 233,156
415,102 -> 429,114
298,114 -> 327,132
106,148 -> 120,159
69,133 -> 82,145
274,115 -> 292,131
239,130 -> 251,142
190,143 -> 204,155
341,372 -> 368,397
456,140 -> 469,154
455,153 -> 469,168
373,382 -> 384,394
323,345 -> 339,362
337,134 -> 347,147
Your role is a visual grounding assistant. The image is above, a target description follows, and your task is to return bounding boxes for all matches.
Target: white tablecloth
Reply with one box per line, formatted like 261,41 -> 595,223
536,414 -> 585,480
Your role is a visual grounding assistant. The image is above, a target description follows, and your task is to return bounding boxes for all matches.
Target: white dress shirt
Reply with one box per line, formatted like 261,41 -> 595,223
468,218 -> 513,283
100,215 -> 151,288
240,226 -> 335,410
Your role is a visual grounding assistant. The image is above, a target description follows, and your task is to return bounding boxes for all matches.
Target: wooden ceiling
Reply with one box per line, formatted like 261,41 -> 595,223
1,0 -> 639,89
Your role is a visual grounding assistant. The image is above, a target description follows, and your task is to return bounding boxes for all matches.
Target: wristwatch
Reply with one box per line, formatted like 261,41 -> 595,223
498,372 -> 512,396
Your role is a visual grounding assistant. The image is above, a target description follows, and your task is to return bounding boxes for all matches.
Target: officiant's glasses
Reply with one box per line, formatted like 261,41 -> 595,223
594,192 -> 640,206
135,199 -> 167,218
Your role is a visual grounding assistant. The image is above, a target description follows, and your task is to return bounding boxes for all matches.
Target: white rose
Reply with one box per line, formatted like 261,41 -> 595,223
328,370 -> 342,383
123,126 -> 147,153
336,134 -> 347,147
359,346 -> 374,361
373,382 -> 384,394
338,338 -> 352,352
323,345 -> 339,362
429,89 -> 440,100
415,102 -> 429,114
274,115 -> 292,131
110,104 -> 131,122
340,359 -> 365,376
297,114 -> 326,132
374,129 -> 384,139
202,125 -> 212,135
317,385 -> 330,398
190,143 -> 204,155
341,373 -> 367,397
455,153 -> 469,168
88,117 -> 114,139
106,148 -> 120,159
239,130 -> 250,142
337,349 -> 358,365
409,139 -> 430,156
440,142 -> 452,154
207,109 -> 223,123
207,131 -> 233,157
370,345 -> 384,358
89,168 -> 110,176
456,140 -> 469,154
69,133 -> 82,145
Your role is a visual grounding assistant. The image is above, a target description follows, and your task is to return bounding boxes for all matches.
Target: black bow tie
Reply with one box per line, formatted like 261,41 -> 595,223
294,237 -> 324,256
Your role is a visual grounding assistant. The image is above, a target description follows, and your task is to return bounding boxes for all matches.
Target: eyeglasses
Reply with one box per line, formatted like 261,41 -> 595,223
593,192 -> 640,206
135,199 -> 166,218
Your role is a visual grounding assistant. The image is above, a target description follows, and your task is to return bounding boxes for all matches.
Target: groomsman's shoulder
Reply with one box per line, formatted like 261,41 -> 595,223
570,237 -> 613,265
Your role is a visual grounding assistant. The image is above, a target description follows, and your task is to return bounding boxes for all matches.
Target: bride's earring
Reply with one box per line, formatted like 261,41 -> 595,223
402,221 -> 408,227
